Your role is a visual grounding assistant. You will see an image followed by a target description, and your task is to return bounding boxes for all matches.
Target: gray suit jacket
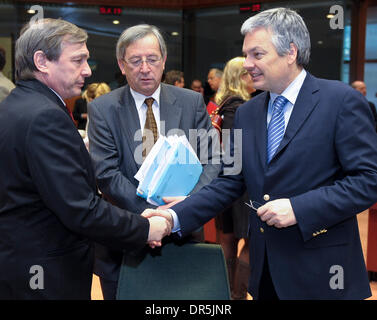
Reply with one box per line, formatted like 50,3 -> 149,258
88,83 -> 221,280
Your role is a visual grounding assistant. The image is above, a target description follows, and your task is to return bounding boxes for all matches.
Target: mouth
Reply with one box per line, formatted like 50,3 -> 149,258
140,78 -> 154,84
250,72 -> 263,81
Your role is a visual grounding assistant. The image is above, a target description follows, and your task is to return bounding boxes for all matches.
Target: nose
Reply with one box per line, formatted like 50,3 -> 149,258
243,56 -> 255,70
140,60 -> 151,73
82,61 -> 92,77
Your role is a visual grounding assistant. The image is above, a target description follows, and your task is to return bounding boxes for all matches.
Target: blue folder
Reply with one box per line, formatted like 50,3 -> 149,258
135,137 -> 202,206
147,142 -> 203,205
136,139 -> 171,200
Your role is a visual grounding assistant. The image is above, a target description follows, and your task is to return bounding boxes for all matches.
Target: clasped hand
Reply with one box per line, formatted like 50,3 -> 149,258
142,208 -> 174,248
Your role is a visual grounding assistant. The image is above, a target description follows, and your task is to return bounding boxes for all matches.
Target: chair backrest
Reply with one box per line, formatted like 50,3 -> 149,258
116,241 -> 230,300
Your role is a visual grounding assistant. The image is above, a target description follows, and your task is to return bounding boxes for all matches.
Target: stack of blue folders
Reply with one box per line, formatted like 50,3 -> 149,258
135,135 -> 203,206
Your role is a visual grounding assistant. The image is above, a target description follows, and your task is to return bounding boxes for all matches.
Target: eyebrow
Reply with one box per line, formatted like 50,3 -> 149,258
243,46 -> 266,55
128,54 -> 159,59
71,53 -> 89,59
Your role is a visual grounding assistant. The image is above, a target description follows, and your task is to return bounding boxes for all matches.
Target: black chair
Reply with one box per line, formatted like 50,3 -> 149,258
116,241 -> 230,300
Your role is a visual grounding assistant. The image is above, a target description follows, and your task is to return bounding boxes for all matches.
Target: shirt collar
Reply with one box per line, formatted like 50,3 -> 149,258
269,69 -> 307,105
48,87 -> 66,106
130,85 -> 161,111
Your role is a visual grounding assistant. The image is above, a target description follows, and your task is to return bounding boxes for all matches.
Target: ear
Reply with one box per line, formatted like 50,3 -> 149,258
117,58 -> 126,75
33,50 -> 49,74
287,43 -> 298,65
161,55 -> 167,71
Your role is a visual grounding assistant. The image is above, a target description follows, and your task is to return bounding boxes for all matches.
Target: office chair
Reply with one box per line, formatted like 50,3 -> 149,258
116,240 -> 230,300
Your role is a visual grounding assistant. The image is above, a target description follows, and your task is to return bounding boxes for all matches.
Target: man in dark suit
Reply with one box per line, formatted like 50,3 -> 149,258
145,8 -> 377,300
0,18 -> 171,300
87,24 -> 220,299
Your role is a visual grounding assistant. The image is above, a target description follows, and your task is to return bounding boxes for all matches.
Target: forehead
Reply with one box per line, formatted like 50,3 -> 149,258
60,40 -> 89,57
242,27 -> 275,52
208,71 -> 217,78
125,34 -> 161,56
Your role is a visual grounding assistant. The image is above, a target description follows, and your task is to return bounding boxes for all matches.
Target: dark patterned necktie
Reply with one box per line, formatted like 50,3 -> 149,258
142,97 -> 158,158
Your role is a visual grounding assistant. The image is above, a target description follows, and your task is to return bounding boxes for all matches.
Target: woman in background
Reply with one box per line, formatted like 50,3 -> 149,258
79,82 -> 111,148
214,56 -> 255,300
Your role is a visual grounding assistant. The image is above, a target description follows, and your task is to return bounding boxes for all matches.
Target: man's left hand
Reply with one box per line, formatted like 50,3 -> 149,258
257,198 -> 297,228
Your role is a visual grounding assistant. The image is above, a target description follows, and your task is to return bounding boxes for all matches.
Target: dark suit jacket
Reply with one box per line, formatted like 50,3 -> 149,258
173,73 -> 377,299
0,79 -> 149,299
88,83 -> 221,281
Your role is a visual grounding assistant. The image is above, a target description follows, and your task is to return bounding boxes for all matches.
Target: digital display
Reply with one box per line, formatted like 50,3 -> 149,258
99,6 -> 122,15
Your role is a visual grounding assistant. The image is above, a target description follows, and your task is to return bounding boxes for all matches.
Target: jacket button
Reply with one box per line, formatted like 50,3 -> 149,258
260,227 -> 264,233
263,194 -> 270,201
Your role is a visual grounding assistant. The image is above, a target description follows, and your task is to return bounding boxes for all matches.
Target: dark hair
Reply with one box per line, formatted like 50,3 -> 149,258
164,70 -> 184,85
0,47 -> 6,71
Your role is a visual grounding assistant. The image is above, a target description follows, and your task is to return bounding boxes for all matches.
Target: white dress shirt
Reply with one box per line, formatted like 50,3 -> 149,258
130,86 -> 161,134
267,69 -> 307,130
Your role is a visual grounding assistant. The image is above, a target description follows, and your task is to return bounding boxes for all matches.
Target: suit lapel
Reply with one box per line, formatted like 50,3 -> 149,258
273,73 -> 320,160
118,85 -> 142,167
159,84 -> 182,135
255,92 -> 270,170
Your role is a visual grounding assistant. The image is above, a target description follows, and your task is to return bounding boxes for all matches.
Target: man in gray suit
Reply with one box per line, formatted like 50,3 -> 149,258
88,24 -> 220,299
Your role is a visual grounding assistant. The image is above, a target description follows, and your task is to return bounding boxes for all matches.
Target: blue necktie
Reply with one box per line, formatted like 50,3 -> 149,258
267,95 -> 288,163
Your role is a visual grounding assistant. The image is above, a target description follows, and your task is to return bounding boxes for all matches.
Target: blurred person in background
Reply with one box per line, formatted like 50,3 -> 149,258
351,80 -> 377,131
74,82 -> 111,132
164,69 -> 185,88
0,46 -> 15,103
214,56 -> 255,300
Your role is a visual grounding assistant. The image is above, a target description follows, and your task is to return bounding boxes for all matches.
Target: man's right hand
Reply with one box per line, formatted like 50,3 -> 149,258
146,215 -> 171,248
143,209 -> 174,248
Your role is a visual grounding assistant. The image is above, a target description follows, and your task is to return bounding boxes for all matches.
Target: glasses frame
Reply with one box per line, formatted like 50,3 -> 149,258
245,200 -> 263,211
123,55 -> 162,68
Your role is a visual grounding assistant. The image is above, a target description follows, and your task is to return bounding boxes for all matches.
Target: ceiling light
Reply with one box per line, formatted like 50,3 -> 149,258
327,14 -> 335,19
27,9 -> 36,14
113,20 -> 120,25
171,32 -> 179,36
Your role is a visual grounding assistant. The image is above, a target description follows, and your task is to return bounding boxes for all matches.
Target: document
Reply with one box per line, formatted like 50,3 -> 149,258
135,135 -> 203,206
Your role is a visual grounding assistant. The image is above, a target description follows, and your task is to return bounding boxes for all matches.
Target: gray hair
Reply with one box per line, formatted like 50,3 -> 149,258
209,68 -> 223,78
116,24 -> 167,60
15,18 -> 88,80
241,7 -> 311,67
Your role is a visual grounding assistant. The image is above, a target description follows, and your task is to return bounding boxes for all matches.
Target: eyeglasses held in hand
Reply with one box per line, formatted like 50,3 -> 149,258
245,200 -> 263,211
123,56 -> 162,68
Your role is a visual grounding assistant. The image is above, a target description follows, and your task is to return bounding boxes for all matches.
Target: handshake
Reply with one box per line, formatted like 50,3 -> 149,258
142,196 -> 186,248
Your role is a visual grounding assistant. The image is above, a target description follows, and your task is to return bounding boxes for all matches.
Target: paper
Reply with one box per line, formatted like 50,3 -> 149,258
135,135 -> 203,206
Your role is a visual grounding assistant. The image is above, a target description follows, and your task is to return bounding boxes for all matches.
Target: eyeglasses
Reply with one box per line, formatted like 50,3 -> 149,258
123,56 -> 162,68
245,200 -> 263,211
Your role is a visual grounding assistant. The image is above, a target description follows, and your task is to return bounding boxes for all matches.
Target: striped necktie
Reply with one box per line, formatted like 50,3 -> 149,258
267,95 -> 288,163
142,97 -> 158,158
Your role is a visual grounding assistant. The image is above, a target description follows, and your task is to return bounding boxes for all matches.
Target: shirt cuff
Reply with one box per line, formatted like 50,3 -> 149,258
167,208 -> 182,235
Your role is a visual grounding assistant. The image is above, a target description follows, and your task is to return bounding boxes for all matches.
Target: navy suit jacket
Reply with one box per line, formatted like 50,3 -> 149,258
0,80 -> 149,299
88,83 -> 221,281
173,73 -> 377,299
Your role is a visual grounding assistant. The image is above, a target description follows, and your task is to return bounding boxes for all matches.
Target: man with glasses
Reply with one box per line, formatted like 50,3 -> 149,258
87,24 -> 220,299
146,8 -> 377,300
